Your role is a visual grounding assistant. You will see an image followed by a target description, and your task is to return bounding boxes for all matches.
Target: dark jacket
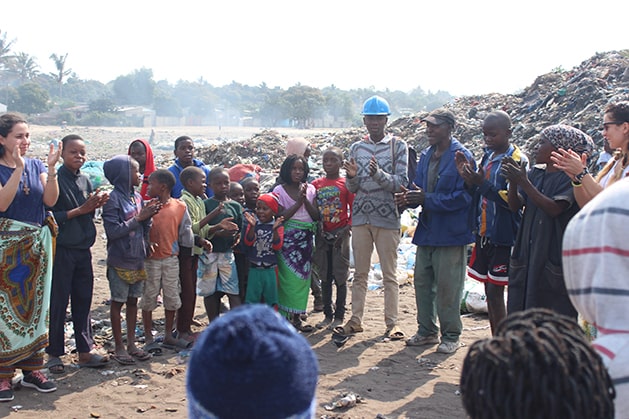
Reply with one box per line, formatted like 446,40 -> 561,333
468,144 -> 528,246
412,137 -> 475,247
102,155 -> 151,270
49,165 -> 96,249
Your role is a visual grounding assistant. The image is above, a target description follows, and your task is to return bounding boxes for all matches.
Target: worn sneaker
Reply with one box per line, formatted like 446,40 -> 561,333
436,340 -> 460,354
406,333 -> 439,347
0,378 -> 14,402
21,370 -> 57,393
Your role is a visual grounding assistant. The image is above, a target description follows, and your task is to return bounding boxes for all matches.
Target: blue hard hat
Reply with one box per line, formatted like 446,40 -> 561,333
361,95 -> 391,116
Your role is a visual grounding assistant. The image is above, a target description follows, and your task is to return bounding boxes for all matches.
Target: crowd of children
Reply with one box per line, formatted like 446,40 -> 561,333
2,97 -> 626,415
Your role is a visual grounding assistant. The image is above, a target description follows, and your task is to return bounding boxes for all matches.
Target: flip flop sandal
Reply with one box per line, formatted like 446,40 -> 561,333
332,333 -> 351,348
129,349 -> 152,361
112,354 -> 136,366
332,322 -> 364,337
161,338 -> 193,351
78,354 -> 109,369
384,326 -> 406,341
45,357 -> 65,374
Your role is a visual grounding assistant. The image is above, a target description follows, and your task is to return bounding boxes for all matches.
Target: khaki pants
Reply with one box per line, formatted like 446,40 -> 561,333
350,225 -> 400,329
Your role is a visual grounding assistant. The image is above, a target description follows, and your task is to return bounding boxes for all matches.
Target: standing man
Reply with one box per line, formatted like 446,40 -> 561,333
396,108 -> 474,353
335,95 -> 408,340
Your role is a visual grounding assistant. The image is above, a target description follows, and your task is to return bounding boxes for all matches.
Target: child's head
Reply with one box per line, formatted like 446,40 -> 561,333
208,167 -> 230,199
241,178 -> 260,209
104,155 -> 140,192
482,111 -> 512,153
187,304 -> 318,419
130,158 -> 141,187
180,166 -> 206,198
128,139 -> 147,172
174,136 -> 195,167
535,124 -> 594,165
460,308 -> 615,419
285,137 -> 311,159
322,147 -> 343,177
279,154 -> 309,185
147,169 -> 176,198
60,134 -> 86,173
256,193 -> 280,223
229,181 -> 245,205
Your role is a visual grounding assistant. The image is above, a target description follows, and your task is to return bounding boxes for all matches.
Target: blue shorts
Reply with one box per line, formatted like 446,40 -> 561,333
107,267 -> 144,303
197,250 -> 239,297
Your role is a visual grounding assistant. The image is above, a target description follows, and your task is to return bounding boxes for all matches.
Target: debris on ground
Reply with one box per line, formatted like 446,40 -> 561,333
324,392 -> 364,411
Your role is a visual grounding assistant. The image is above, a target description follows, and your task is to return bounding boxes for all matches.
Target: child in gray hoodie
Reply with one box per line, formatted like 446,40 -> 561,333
102,155 -> 161,365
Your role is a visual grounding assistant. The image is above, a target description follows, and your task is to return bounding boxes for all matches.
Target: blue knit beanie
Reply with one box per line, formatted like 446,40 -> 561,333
186,304 -> 319,419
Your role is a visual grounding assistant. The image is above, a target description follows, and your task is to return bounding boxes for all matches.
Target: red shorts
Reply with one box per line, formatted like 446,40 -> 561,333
467,236 -> 510,286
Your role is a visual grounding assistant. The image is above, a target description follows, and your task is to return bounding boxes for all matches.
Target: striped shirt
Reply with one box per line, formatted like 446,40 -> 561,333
562,177 -> 629,416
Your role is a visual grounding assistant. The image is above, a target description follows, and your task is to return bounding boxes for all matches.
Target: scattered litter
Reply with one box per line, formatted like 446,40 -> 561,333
324,392 -> 364,411
90,412 -> 101,418
11,405 -> 23,412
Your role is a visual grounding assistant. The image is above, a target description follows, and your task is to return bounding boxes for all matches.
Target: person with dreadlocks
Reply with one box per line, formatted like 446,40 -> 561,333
460,308 -> 615,419
501,125 -> 594,318
563,177 -> 629,417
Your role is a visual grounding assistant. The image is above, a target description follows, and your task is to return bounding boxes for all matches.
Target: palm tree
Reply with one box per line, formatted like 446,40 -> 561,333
49,52 -> 71,98
0,30 -> 16,85
11,52 -> 40,83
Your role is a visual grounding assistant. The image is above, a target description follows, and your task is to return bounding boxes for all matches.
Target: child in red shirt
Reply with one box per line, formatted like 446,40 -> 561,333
312,147 -> 354,329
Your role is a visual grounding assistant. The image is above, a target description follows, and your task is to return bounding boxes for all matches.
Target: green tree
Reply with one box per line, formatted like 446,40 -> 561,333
89,98 -> 117,113
49,53 -> 71,98
154,95 -> 182,117
112,68 -> 155,106
10,82 -> 51,114
10,52 -> 40,83
281,84 -> 326,128
258,85 -> 287,127
323,85 -> 354,126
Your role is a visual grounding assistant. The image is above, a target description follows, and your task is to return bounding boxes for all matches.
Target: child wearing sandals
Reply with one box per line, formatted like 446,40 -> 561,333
243,193 -> 284,308
140,169 -> 194,353
102,155 -> 161,365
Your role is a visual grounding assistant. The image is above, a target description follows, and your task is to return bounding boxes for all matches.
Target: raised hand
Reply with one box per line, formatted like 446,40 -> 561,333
273,215 -> 285,230
500,157 -> 527,184
244,211 -> 257,226
343,158 -> 358,178
47,141 -> 62,169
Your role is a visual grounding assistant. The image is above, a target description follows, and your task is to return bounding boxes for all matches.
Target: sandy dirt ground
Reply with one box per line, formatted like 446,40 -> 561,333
0,125 -> 491,419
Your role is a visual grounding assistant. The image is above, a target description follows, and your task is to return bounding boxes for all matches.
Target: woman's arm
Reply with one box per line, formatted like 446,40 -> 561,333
0,147 -> 24,211
42,142 -> 62,207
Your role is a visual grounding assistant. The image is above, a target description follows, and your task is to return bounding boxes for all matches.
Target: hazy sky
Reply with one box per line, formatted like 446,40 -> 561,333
3,0 -> 627,96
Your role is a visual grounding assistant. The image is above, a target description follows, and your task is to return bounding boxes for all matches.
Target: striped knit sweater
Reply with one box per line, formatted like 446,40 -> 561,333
346,134 -> 408,229
562,177 -> 629,417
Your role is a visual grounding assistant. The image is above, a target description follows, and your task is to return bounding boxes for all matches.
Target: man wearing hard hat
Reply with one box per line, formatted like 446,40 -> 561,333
336,95 -> 408,341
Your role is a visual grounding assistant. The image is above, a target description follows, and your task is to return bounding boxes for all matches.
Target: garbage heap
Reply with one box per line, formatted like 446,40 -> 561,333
197,50 -> 629,174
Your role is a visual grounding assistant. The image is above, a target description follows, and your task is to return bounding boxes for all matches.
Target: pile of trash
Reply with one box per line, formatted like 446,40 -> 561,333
197,50 -> 629,171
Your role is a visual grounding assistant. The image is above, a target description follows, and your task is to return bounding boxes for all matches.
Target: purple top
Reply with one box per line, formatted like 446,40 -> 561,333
0,157 -> 47,225
273,183 -> 316,222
